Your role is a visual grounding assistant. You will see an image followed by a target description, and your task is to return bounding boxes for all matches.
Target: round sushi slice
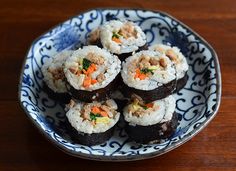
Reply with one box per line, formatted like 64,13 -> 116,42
123,95 -> 178,144
41,50 -> 73,102
95,20 -> 147,61
64,46 -> 121,102
66,99 -> 120,146
149,44 -> 189,91
121,50 -> 177,102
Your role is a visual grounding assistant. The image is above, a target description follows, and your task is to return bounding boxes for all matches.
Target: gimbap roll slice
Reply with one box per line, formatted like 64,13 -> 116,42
66,99 -> 120,146
64,46 -> 121,102
149,44 -> 189,91
90,20 -> 147,61
121,50 -> 176,102
123,95 -> 178,144
41,50 -> 73,103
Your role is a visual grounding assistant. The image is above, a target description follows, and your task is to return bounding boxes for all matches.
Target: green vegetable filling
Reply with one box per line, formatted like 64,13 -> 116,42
142,106 -> 148,110
82,58 -> 92,70
90,112 -> 101,121
112,32 -> 121,39
140,68 -> 154,75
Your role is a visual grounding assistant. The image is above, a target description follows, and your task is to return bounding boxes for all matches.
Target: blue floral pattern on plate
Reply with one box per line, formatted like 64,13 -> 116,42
18,9 -> 221,161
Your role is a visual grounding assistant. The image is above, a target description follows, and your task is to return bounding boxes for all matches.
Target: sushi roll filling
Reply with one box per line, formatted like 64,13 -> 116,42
127,96 -> 157,117
89,106 -> 111,125
100,20 -> 146,54
47,67 -> 65,81
66,99 -> 120,134
64,46 -> 121,91
133,55 -> 168,80
68,55 -> 104,88
111,22 -> 138,44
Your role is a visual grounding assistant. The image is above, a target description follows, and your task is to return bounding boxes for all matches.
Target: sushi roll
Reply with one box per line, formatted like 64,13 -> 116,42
64,46 -> 121,102
121,50 -> 177,103
149,44 -> 189,91
123,95 -> 178,144
41,50 -> 73,103
66,99 -> 120,146
88,20 -> 147,61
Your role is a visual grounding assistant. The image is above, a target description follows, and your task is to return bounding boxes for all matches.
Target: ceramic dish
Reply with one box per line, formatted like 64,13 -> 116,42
18,8 -> 221,161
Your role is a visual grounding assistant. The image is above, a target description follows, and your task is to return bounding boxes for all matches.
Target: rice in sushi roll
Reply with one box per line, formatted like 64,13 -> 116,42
64,46 -> 121,102
88,20 -> 147,61
41,50 -> 73,102
66,99 -> 120,146
121,50 -> 176,102
149,44 -> 189,91
123,95 -> 178,144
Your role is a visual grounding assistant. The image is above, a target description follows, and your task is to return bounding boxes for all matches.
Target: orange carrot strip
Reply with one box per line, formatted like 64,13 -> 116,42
85,64 -> 97,75
146,103 -> 154,108
91,106 -> 100,113
86,67 -> 93,74
100,111 -> 108,117
91,79 -> 97,84
112,37 -> 122,43
134,69 -> 141,78
139,73 -> 147,80
90,63 -> 97,70
134,69 -> 147,80
83,76 -> 91,87
91,106 -> 108,117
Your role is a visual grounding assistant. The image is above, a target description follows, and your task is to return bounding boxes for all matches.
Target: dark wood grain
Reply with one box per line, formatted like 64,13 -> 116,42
0,0 -> 236,170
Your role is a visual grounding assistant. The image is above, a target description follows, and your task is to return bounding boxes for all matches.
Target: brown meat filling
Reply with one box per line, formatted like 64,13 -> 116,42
166,49 -> 179,63
137,55 -> 167,70
48,68 -> 65,80
119,22 -> 138,39
88,28 -> 100,44
87,53 -> 105,65
97,73 -> 105,83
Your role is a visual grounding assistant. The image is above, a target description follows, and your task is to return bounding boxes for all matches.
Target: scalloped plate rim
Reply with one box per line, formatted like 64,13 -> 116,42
18,8 -> 222,161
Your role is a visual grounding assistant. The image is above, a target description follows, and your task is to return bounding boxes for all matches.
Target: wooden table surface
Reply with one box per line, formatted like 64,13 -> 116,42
1,0 -> 236,170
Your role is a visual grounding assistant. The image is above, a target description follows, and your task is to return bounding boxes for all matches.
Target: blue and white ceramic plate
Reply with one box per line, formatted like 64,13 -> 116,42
18,8 -> 221,161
